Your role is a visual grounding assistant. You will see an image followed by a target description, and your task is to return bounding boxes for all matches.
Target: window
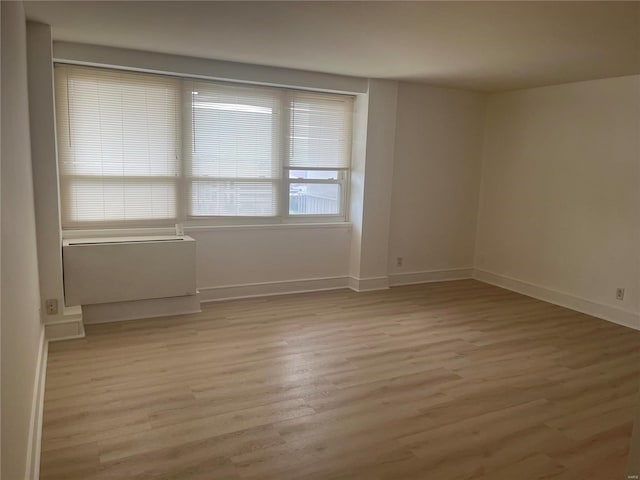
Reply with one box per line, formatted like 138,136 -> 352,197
55,65 -> 354,229
187,81 -> 282,217
286,93 -> 351,216
55,67 -> 181,227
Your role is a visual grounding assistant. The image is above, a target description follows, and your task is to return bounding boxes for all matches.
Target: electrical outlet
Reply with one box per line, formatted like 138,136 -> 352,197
45,298 -> 58,315
616,288 -> 625,301
396,257 -> 403,267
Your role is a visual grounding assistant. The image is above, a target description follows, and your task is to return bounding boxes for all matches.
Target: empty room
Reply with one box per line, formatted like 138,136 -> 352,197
1,1 -> 639,479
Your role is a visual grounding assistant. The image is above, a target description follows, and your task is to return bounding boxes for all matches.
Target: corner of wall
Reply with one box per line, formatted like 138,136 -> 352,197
473,268 -> 640,331
26,20 -> 67,328
471,90 -> 492,270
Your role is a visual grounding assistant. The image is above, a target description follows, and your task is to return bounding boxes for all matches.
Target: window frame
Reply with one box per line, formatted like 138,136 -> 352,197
55,63 -> 354,230
283,167 -> 349,219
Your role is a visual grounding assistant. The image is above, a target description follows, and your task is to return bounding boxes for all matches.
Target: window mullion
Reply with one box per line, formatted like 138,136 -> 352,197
281,90 -> 292,219
179,79 -> 193,223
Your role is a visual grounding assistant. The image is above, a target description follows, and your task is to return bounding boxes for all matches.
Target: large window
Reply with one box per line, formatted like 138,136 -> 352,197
55,65 -> 354,229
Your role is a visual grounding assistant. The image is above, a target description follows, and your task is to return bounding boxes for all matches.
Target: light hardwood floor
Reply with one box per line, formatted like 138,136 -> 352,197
40,280 -> 640,480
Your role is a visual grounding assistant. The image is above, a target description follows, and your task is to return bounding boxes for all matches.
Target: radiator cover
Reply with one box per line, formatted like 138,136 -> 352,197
62,235 -> 197,306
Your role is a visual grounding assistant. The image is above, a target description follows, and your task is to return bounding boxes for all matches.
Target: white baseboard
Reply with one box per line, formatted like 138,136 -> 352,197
348,276 -> 390,292
83,292 -> 201,324
474,269 -> 640,331
45,305 -> 84,341
200,276 -> 350,303
25,328 -> 47,480
199,269 -> 471,300
389,268 -> 473,287
200,275 -> 394,302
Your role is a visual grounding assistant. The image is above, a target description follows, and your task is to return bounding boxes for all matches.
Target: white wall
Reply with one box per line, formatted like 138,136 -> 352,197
193,225 -> 351,300
389,82 -> 485,283
1,3 -> 3,474
357,80 -> 398,282
347,91 -> 369,282
629,389 -> 640,477
476,75 -> 640,326
27,22 -> 66,324
349,79 -> 399,291
1,2 -> 46,479
629,390 -> 640,477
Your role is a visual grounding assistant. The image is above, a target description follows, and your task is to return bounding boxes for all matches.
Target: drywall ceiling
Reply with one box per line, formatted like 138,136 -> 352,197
25,1 -> 640,92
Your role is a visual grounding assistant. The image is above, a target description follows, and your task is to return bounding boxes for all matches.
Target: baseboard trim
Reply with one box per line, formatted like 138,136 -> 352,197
389,268 -> 473,287
199,276 -> 350,303
200,271 -> 469,300
473,269 -> 640,331
25,328 -> 47,480
348,276 -> 390,292
45,305 -> 85,341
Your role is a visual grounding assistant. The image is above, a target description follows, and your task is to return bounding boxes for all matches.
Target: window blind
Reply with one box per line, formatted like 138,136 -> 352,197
54,64 -> 355,227
55,65 -> 180,227
288,93 -> 354,169
187,81 -> 282,217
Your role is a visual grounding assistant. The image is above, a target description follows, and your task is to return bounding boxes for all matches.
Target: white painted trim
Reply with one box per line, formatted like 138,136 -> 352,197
474,269 -> 640,331
63,235 -> 188,246
185,223 -> 352,233
389,268 -> 474,286
25,328 -> 47,480
62,222 -> 353,239
45,305 -> 84,342
200,276 -> 350,302
348,276 -> 390,292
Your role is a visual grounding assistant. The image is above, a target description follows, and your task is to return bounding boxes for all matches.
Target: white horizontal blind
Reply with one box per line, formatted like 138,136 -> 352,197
187,81 -> 282,217
55,65 -> 180,227
288,93 -> 354,169
55,64 -> 355,227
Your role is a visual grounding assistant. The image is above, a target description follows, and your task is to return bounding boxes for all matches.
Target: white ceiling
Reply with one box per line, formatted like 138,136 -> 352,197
25,1 -> 640,92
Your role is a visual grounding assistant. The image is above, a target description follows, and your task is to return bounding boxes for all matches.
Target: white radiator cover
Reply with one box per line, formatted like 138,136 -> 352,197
62,235 -> 197,306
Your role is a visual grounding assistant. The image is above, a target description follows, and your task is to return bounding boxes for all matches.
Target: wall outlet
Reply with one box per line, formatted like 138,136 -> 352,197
45,298 -> 58,315
616,288 -> 625,301
396,257 -> 403,267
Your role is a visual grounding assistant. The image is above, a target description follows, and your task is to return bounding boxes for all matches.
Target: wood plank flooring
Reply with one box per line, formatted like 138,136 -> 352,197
40,280 -> 640,480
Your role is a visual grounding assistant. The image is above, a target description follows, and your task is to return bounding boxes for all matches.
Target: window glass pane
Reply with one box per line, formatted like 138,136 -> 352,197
288,94 -> 353,169
56,65 -> 354,227
191,180 -> 278,216
289,183 -> 340,215
288,170 -> 339,180
65,179 -> 176,223
55,65 -> 180,227
190,84 -> 280,179
58,67 -> 180,177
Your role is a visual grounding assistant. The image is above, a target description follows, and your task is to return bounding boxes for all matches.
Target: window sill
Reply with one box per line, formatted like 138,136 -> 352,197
186,222 -> 352,233
62,222 -> 353,239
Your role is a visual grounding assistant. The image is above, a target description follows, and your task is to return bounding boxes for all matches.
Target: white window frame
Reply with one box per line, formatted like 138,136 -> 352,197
283,167 -> 349,221
55,63 -> 354,230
